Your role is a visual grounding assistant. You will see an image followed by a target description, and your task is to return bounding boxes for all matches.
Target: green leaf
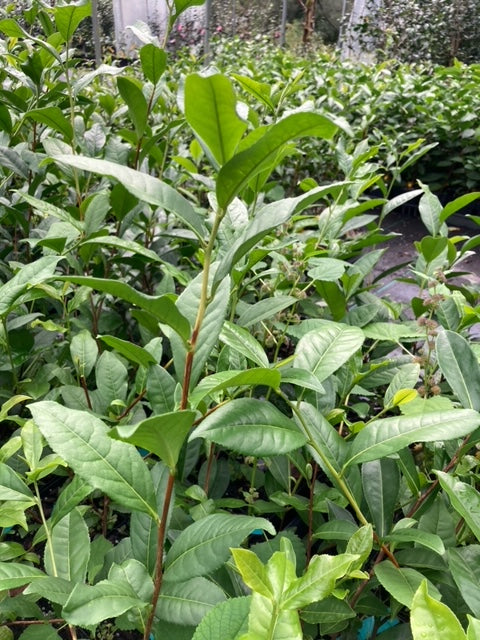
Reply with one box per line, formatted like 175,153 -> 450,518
98,335 -> 156,368
282,553 -> 357,610
436,471 -> 480,542
448,547 -> 480,617
345,410 -> 480,468
0,462 -> 34,502
58,276 -> 190,342
112,410 -> 195,470
346,524 -> 373,568
157,577 -> 226,626
0,563 -> 46,590
185,73 -> 247,167
163,513 -> 275,582
220,321 -> 269,368
190,398 -> 306,456
301,596 -> 355,625
117,76 -> 148,138
362,322 -> 423,342
62,580 -> 145,627
411,581 -> 466,640
51,156 -> 206,239
24,576 -> 74,606
44,509 -> 89,583
173,0 -> 206,18
29,402 -> 158,521
362,459 -> 399,537
26,107 -> 73,141
232,74 -> 274,110
384,529 -> 445,556
54,0 -> 91,41
436,330 -> 480,411
0,256 -> 61,318
280,368 -> 325,394
237,295 -> 297,328
418,183 -> 447,237
18,193 -> 83,232
95,350 -> 128,406
192,596 -> 251,640
80,236 -> 164,263
189,369 -> 281,408
140,43 -> 167,84
0,18 -> 25,37
146,364 -> 176,414
18,624 -> 61,639
294,322 -> 364,382
374,563 -> 441,608
384,364 -> 421,408
314,520 -> 359,542
440,192 -> 480,224
467,616 -> 480,640
217,112 -> 338,209
70,330 -> 98,378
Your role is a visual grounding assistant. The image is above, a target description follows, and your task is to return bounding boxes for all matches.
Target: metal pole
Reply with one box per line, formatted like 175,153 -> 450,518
280,0 -> 287,46
91,0 -> 102,67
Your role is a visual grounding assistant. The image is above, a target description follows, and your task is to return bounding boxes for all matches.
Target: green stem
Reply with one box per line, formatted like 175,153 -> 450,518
2,318 -> 18,390
34,482 -> 57,577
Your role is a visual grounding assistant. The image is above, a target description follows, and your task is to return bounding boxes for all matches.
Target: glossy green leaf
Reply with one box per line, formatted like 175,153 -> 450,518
314,520 -> 359,542
192,596 -> 251,640
220,321 -> 269,368
80,235 -> 164,263
237,295 -> 297,328
70,330 -> 97,378
51,155 -> 206,239
436,330 -> 480,411
163,513 -> 275,582
49,475 -> 93,531
362,458 -> 399,537
217,112 -> 338,208
174,0 -> 206,18
467,616 -> 480,640
44,508 -> 89,583
0,563 -> 46,590
448,546 -> 480,617
117,76 -> 148,138
146,364 -> 176,414
411,581 -> 466,640
440,192 -> 480,224
189,369 -> 281,407
54,0 -> 91,41
58,276 -> 190,342
0,462 -> 34,502
301,596 -> 355,625
108,558 -> 154,603
280,368 -> 325,394
157,577 -> 226,626
95,350 -> 128,407
346,524 -> 373,567
140,43 -> 167,84
62,579 -> 145,626
131,462 -> 173,576
294,322 -> 364,382
418,183 -> 447,237
384,363 -> 421,408
345,410 -> 480,468
29,402 -> 158,521
190,398 -> 306,456
384,529 -> 445,556
362,322 -> 423,341
375,563 -> 441,608
0,256 -> 61,318
436,471 -> 480,542
185,73 -> 247,167
26,107 -> 73,141
98,335 -> 156,368
113,410 -> 195,470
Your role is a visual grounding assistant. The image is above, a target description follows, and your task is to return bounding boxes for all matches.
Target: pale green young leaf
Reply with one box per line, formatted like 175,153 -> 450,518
282,553 -> 356,610
190,398 -> 306,456
244,592 -> 302,640
192,596 -> 251,640
21,420 -> 43,473
185,73 -> 247,167
411,581 -> 466,640
0,462 -> 34,502
163,513 -> 275,582
231,548 -> 272,598
346,524 -> 373,567
436,471 -> 480,542
467,616 -> 480,640
156,577 -> 226,626
345,410 -> 480,468
29,402 -> 158,520
112,410 -> 195,470
375,563 -> 441,608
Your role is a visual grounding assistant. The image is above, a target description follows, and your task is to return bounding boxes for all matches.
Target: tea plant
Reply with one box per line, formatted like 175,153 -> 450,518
0,2 -> 480,640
